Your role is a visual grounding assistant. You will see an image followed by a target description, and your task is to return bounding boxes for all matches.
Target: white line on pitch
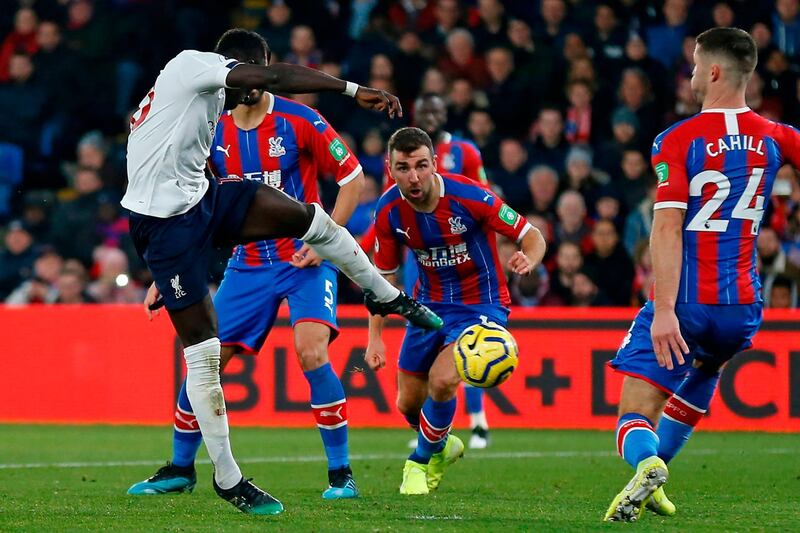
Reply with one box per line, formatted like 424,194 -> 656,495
0,447 -> 794,470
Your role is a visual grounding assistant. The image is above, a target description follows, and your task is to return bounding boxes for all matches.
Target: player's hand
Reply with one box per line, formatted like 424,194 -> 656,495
355,86 -> 403,118
507,251 -> 535,276
143,282 -> 162,321
364,340 -> 386,371
290,244 -> 322,268
651,308 -> 689,370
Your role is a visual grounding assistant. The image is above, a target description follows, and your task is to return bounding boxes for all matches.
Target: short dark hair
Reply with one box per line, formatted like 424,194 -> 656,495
214,29 -> 271,65
696,27 -> 757,81
387,127 -> 435,159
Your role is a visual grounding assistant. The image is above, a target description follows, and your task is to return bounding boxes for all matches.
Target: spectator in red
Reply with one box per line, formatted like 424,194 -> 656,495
564,79 -> 593,144
446,78 -> 476,136
438,29 -> 487,87
0,7 -> 38,82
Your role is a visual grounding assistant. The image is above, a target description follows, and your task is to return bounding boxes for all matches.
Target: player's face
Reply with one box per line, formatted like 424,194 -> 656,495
414,98 -> 447,137
691,45 -> 709,103
389,146 -> 438,204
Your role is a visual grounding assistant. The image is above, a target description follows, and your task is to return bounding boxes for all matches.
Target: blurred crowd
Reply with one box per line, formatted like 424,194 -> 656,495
2,0 -> 800,308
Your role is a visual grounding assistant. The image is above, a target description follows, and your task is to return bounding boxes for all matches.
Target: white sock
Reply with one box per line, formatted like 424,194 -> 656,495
183,337 -> 242,489
302,203 -> 400,302
470,411 -> 488,430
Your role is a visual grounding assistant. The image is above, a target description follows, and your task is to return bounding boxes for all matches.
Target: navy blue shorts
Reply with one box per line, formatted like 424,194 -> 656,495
129,179 -> 260,311
610,300 -> 763,393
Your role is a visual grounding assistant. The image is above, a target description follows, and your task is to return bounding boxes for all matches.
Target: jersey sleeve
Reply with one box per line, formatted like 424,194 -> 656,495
775,123 -> 800,169
471,190 -> 532,242
177,51 -> 240,93
652,129 -> 689,210
301,114 -> 363,186
461,142 -> 488,185
372,203 -> 402,274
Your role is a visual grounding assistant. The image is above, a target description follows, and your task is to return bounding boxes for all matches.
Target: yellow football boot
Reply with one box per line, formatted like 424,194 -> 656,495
399,460 -> 429,495
604,456 -> 669,522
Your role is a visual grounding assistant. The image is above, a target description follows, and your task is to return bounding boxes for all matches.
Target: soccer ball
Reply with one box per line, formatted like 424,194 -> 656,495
453,322 -> 518,388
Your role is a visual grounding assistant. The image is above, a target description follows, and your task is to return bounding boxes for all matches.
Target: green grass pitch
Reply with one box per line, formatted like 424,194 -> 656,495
0,425 -> 798,532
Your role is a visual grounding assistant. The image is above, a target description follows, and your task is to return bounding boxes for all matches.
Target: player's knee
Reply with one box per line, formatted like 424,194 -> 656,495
297,346 -> 328,372
295,341 -> 329,371
428,373 -> 459,402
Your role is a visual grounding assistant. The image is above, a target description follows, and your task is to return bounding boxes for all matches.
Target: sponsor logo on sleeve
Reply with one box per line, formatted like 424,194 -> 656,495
498,204 -> 520,227
655,162 -> 669,184
329,138 -> 351,165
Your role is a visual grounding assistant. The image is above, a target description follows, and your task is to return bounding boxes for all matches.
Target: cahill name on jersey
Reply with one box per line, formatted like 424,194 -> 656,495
207,94 -> 362,268
652,107 -> 800,304
373,173 -> 531,306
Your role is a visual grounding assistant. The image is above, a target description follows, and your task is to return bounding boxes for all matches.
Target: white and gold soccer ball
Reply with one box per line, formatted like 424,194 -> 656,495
453,321 -> 518,388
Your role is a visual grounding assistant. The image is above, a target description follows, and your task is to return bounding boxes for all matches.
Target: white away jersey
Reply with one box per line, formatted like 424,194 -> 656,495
122,50 -> 239,217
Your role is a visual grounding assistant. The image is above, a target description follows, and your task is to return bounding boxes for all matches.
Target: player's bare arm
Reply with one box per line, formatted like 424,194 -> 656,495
364,273 -> 397,371
143,282 -> 161,320
226,63 -> 402,117
508,227 -> 547,276
650,208 -> 690,370
292,172 -> 366,268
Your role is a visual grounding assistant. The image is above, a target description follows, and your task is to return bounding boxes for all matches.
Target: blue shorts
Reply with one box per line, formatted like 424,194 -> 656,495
215,262 -> 339,354
610,300 -> 763,393
129,179 -> 260,311
398,302 -> 509,375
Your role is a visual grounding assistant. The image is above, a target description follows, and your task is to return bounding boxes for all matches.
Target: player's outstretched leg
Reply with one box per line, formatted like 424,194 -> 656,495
604,413 -> 668,522
127,380 -> 200,495
241,189 -> 442,329
464,385 -> 489,449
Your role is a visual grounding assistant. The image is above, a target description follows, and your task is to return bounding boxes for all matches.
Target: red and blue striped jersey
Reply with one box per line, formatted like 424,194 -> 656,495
652,107 -> 800,304
207,94 -> 362,268
435,133 -> 487,185
362,132 -> 486,252
373,173 -> 532,306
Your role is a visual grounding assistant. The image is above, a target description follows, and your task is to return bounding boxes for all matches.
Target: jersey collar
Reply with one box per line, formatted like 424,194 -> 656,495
265,92 -> 275,114
700,107 -> 750,114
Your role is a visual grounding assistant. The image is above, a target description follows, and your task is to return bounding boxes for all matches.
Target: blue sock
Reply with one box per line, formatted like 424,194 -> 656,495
306,362 -> 349,470
658,367 -> 719,463
464,385 -> 484,414
172,379 -> 202,468
410,397 -> 456,464
616,413 -> 659,469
